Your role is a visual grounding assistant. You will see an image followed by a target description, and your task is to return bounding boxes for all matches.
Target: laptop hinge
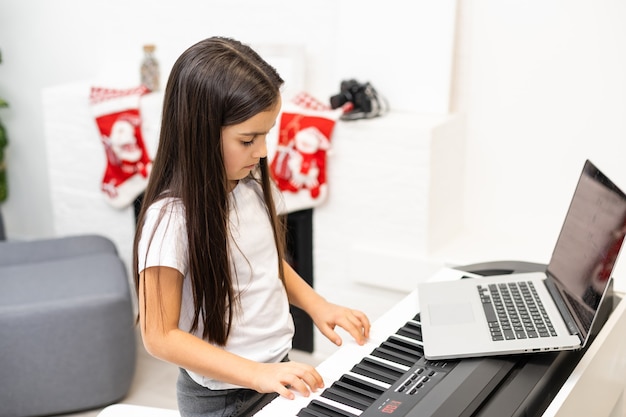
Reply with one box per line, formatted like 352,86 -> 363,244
543,278 -> 581,338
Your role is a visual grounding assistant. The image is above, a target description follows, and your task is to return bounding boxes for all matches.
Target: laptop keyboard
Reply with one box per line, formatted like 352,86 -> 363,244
478,281 -> 557,341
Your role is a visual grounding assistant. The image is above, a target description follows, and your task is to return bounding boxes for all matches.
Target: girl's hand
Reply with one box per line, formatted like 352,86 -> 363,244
311,302 -> 371,346
252,361 -> 324,400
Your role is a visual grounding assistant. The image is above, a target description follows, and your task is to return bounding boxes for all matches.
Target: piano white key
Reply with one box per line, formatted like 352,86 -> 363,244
391,333 -> 424,348
311,394 -> 366,416
344,371 -> 391,390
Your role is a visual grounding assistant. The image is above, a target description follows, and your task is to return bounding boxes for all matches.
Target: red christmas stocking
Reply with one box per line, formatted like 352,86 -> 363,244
270,93 -> 342,211
89,85 -> 152,209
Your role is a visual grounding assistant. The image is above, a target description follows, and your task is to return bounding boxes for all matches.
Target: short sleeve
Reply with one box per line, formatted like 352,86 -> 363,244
137,199 -> 189,276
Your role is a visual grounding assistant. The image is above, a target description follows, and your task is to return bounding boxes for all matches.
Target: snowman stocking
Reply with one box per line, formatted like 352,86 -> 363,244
270,93 -> 342,211
89,85 -> 152,209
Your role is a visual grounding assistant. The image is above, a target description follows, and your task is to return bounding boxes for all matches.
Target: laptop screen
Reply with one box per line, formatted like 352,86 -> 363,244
547,160 -> 626,332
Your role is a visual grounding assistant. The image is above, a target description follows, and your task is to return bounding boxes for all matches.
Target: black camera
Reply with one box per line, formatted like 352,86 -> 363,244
330,79 -> 373,113
329,79 -> 388,120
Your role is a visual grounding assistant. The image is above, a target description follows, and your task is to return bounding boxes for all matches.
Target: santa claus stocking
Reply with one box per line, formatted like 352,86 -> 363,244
89,85 -> 152,209
270,92 -> 342,211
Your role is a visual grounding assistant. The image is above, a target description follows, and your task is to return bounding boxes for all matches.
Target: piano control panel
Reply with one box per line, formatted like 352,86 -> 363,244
360,358 -> 459,416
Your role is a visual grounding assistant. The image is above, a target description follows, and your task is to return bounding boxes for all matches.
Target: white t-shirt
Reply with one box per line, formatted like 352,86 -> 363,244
137,178 -> 294,390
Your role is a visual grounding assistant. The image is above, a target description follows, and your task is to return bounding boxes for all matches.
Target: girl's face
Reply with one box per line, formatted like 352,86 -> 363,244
221,98 -> 281,188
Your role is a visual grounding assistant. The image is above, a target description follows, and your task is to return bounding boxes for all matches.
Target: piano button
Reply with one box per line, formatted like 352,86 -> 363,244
297,399 -> 359,417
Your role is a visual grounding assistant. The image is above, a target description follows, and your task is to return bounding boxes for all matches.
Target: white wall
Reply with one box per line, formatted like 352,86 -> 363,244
1,0 -> 626,286
443,0 -> 626,283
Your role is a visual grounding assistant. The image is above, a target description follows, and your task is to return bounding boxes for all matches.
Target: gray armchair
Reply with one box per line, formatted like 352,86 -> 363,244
0,210 -> 137,417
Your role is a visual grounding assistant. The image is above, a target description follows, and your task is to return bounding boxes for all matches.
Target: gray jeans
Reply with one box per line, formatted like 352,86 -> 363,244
176,368 -> 279,417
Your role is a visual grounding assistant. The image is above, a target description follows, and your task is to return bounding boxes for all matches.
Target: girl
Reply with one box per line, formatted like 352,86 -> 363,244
132,37 -> 371,417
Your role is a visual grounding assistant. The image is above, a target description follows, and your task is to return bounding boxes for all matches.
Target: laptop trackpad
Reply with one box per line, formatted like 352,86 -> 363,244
428,303 -> 475,326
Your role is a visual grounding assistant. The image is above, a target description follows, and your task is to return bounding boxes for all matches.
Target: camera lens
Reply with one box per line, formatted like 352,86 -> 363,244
330,93 -> 348,109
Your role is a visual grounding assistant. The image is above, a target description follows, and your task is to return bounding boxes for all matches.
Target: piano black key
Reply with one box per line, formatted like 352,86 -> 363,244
297,406 -> 334,417
374,338 -> 423,366
338,374 -> 386,397
297,399 -> 359,417
396,321 -> 422,341
296,408 -> 326,417
388,335 -> 423,354
351,357 -> 404,385
371,345 -> 416,367
321,379 -> 379,410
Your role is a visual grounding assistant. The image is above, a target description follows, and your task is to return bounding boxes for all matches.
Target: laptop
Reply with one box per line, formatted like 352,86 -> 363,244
418,160 -> 626,360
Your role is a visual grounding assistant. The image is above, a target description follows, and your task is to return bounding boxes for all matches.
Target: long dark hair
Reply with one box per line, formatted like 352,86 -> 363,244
133,37 -> 286,346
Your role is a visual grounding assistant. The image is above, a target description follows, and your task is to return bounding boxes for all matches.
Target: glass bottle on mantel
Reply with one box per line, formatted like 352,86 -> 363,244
141,44 -> 160,92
